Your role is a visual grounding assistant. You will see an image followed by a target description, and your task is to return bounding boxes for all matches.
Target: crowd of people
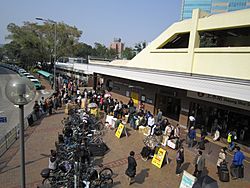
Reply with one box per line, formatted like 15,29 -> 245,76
42,78 -> 247,185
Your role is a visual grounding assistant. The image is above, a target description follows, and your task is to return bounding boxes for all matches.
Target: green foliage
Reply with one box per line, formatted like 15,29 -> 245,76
4,21 -> 82,68
134,41 -> 147,54
74,43 -> 93,58
92,43 -> 118,59
3,20 -> 143,66
121,47 -> 136,60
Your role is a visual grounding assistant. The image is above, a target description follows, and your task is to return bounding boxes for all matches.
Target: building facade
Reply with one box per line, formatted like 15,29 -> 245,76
110,38 -> 124,58
57,9 -> 250,145
181,0 -> 250,19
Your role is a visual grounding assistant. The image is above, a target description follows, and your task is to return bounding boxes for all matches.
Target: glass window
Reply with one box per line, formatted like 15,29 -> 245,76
158,33 -> 190,49
199,27 -> 250,47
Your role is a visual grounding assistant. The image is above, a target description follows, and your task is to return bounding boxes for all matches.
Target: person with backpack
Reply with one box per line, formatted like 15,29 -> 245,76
176,147 -> 184,176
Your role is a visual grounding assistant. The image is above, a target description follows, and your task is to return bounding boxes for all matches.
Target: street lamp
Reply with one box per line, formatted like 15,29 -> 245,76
36,17 -> 57,91
5,78 -> 36,188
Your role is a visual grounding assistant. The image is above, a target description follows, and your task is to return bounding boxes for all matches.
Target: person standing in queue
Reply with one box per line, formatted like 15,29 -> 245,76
125,151 -> 137,185
188,126 -> 196,148
216,147 -> 227,174
176,147 -> 184,176
193,150 -> 205,179
231,146 -> 245,179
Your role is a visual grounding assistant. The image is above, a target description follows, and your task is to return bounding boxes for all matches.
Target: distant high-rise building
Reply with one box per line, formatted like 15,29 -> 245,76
110,38 -> 124,58
181,0 -> 250,20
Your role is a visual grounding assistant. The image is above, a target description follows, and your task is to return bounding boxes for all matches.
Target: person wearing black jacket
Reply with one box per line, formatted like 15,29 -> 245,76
176,147 -> 184,176
64,126 -> 73,146
125,151 -> 137,185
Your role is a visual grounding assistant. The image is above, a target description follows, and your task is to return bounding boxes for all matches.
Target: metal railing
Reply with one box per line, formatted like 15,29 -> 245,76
0,114 -> 30,157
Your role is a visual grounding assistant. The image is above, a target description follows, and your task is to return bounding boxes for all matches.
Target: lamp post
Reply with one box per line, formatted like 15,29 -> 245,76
5,78 -> 36,188
36,17 -> 57,91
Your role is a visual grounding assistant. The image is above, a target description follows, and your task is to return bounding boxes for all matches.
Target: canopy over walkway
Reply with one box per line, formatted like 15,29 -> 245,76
37,70 -> 53,78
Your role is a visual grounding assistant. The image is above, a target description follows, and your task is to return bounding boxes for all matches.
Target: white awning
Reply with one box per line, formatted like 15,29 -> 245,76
58,63 -> 250,102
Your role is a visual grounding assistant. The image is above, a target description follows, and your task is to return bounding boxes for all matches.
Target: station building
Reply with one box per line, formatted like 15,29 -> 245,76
57,9 -> 250,145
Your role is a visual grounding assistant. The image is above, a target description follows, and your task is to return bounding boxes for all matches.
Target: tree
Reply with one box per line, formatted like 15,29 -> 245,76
134,41 -> 147,54
92,43 -> 117,59
73,43 -> 93,59
5,21 -> 82,69
121,47 -> 135,60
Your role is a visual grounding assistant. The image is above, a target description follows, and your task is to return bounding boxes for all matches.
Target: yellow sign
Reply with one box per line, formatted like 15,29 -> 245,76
90,108 -> 97,116
115,123 -> 125,138
151,148 -> 166,168
131,92 -> 139,105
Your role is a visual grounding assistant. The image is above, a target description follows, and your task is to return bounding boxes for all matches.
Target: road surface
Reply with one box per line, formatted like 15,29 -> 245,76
0,67 -> 52,140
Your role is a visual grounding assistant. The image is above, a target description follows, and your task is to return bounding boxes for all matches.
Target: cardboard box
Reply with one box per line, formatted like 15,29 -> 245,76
161,135 -> 169,146
139,126 -> 145,133
143,126 -> 151,136
167,139 -> 177,149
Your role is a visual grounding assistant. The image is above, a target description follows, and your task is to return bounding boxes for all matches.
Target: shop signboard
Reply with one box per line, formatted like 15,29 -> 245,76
187,91 -> 250,111
131,92 -> 139,105
115,123 -> 125,138
151,148 -> 166,168
179,170 -> 196,188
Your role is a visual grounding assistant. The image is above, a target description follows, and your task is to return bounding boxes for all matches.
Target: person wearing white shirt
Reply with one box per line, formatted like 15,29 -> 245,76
147,115 -> 155,135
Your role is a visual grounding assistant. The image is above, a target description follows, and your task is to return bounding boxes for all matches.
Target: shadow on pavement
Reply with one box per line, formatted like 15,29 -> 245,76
181,162 -> 190,172
112,181 -> 121,187
0,155 -> 48,174
93,156 -> 104,166
135,168 -> 150,184
203,167 -> 209,177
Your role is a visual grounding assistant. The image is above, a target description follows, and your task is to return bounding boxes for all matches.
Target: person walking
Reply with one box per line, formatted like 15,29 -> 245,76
230,146 -> 245,179
176,147 -> 184,176
193,150 -> 205,179
125,151 -> 137,185
216,147 -> 227,174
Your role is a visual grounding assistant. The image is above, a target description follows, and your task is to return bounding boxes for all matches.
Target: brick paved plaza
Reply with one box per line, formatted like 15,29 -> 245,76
0,108 -> 250,188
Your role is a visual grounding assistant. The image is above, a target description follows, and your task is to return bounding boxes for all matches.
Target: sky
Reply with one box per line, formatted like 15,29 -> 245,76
0,0 -> 182,48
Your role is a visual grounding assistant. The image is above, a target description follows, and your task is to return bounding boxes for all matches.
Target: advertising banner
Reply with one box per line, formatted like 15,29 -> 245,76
115,123 -> 124,138
151,148 -> 166,168
179,170 -> 196,188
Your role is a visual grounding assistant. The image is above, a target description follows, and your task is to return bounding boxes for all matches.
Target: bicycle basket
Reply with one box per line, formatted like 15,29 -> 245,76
40,168 -> 50,178
88,169 -> 98,181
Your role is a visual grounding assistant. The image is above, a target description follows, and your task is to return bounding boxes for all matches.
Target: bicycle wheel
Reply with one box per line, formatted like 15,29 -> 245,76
92,136 -> 103,144
96,122 -> 104,131
89,179 -> 99,188
99,168 -> 113,179
42,177 -> 56,187
100,178 -> 113,188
